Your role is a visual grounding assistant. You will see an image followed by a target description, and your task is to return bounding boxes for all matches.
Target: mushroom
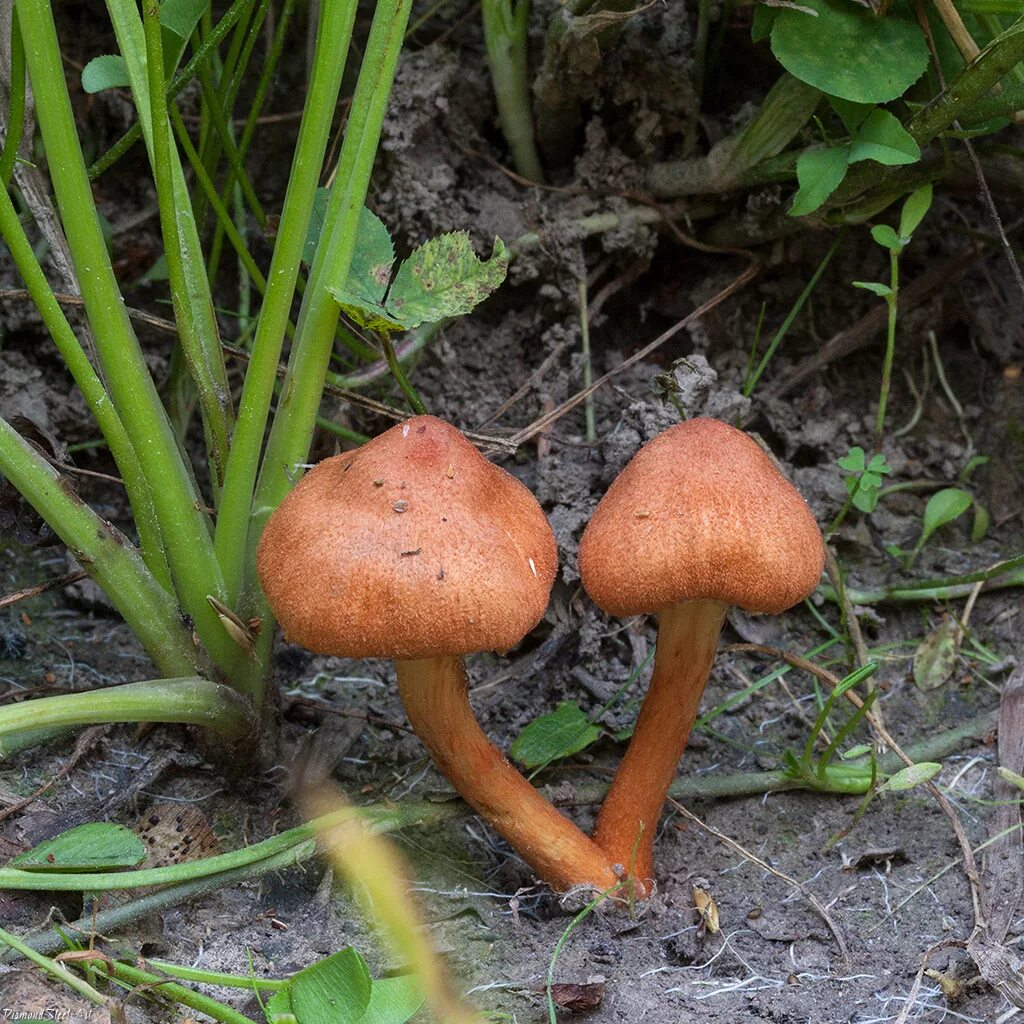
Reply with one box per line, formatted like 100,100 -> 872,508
578,418 -> 824,888
257,415 -> 619,894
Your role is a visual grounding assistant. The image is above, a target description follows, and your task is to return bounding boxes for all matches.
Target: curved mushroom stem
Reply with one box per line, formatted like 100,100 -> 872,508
593,599 -> 727,890
396,656 -> 621,894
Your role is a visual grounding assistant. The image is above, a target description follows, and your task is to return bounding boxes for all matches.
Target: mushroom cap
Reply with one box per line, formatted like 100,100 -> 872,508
579,418 -> 824,617
257,416 -> 557,659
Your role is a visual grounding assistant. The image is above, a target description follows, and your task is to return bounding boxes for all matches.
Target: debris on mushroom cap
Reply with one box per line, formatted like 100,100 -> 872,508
257,416 -> 557,660
579,418 -> 824,617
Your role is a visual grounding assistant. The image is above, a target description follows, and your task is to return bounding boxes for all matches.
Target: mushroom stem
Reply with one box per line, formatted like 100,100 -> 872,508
396,656 -> 621,894
593,598 -> 727,887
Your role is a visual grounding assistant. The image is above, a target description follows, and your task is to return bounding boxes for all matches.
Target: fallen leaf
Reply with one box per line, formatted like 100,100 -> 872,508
547,980 -> 605,1012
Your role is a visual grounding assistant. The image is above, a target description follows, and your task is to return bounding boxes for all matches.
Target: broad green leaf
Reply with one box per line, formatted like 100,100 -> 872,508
899,183 -> 933,238
10,822 -> 146,872
790,145 -> 850,216
912,618 -> 961,691
837,446 -> 867,472
385,233 -> 509,329
82,55 -> 130,93
869,224 -> 902,252
289,948 -> 372,1024
829,95 -> 872,133
331,231 -> 509,333
751,3 -> 778,42
920,488 -> 974,547
882,762 -> 941,792
160,0 -> 207,39
852,280 -> 893,298
849,109 -> 921,167
771,0 -> 928,103
265,989 -> 296,1024
325,206 -> 397,318
510,701 -> 603,769
362,976 -> 425,1024
997,767 -> 1024,792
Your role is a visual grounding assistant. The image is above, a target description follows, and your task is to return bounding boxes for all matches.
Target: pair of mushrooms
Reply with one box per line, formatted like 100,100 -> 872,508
257,415 -> 824,895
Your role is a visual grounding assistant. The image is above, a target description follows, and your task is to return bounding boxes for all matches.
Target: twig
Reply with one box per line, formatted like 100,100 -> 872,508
509,260 -> 759,446
0,570 -> 87,609
0,725 -> 108,824
666,796 -> 850,964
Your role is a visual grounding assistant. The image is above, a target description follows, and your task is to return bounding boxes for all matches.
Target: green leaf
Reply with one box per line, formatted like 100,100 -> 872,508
10,823 -> 147,872
289,948 -> 372,1024
751,3 -> 779,42
912,618 -> 961,691
840,743 -> 872,760
790,145 -> 850,216
898,183 -> 933,238
771,0 -> 929,103
919,488 -> 974,547
852,280 -> 893,298
867,453 -> 892,475
265,989 -> 296,1024
971,500 -> 989,543
330,230 -> 509,333
385,233 -> 509,329
881,762 -> 942,792
837,446 -> 867,472
849,109 -> 921,167
829,95 -> 872,133
324,206 -> 398,331
159,0 -> 207,39
82,55 -> 130,93
510,701 -> 603,769
869,224 -> 903,252
362,976 -> 425,1024
724,73 -> 822,181
303,187 -> 331,266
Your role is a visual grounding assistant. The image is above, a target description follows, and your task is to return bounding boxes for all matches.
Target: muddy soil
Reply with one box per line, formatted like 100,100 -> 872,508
2,2 -> 1024,1023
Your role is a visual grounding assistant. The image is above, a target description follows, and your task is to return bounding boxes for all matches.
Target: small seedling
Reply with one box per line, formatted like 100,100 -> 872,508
853,183 -> 933,449
837,446 -> 892,514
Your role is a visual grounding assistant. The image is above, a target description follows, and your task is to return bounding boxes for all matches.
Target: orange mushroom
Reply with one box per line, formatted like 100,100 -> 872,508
579,418 -> 824,889
258,415 -> 618,894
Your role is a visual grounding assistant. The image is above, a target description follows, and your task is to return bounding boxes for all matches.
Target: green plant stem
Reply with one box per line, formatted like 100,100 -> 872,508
214,0 -> 360,607
87,0 -> 253,180
827,555 -> 1024,604
0,703 -> 996,898
207,0 -> 295,285
873,250 -> 899,449
145,961 -> 289,991
0,8 -> 26,186
744,235 -> 840,397
95,960 -> 257,1024
382,334 -> 428,414
0,187 -> 171,589
130,0 -> 235,494
0,927 -> 111,1009
170,101 -> 267,293
249,0 -> 414,602
0,678 -> 256,756
10,843 -> 317,960
481,0 -> 544,181
0,419 -> 203,679
18,0 -> 239,679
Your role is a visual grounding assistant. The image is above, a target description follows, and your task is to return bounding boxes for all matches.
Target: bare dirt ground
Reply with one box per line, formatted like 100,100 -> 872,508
2,2 -> 1024,1022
